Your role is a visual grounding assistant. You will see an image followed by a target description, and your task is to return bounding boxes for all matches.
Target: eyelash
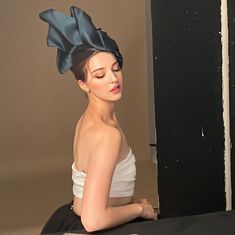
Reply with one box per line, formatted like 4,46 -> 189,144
113,67 -> 120,72
96,75 -> 105,79
95,67 -> 120,79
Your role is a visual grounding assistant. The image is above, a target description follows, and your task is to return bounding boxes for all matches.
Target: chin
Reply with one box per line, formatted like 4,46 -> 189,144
111,93 -> 122,101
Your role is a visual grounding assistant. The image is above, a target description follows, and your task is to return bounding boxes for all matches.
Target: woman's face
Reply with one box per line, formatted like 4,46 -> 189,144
82,51 -> 123,102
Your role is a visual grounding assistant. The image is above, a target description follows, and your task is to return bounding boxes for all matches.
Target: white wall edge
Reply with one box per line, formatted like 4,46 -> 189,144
145,0 -> 158,165
221,0 -> 232,211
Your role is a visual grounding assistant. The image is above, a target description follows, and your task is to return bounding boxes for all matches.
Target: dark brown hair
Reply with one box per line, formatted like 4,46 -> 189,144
70,50 -> 101,81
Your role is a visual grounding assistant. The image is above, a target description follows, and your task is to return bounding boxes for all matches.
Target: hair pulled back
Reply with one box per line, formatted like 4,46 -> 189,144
71,50 -> 101,81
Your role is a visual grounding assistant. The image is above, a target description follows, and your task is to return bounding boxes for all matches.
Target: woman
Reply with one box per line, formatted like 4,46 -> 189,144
39,6 -> 156,233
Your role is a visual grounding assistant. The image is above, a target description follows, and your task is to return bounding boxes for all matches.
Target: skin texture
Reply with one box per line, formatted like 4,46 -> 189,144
72,51 -> 155,232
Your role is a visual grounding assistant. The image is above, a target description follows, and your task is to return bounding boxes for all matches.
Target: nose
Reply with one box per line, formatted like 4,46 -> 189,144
110,70 -> 118,83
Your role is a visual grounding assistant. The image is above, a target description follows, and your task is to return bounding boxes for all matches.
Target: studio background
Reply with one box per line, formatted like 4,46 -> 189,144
0,0 -> 157,234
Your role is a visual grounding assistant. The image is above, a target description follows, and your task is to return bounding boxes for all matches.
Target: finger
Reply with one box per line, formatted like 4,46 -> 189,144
136,198 -> 145,203
141,198 -> 148,203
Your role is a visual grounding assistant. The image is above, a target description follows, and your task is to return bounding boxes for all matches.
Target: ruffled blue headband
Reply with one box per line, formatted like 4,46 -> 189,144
39,6 -> 123,74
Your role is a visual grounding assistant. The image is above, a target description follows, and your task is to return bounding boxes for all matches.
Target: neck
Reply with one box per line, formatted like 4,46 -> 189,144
86,96 -> 117,123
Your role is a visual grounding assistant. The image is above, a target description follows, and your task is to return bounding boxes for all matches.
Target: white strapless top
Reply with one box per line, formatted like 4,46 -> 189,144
72,148 -> 136,198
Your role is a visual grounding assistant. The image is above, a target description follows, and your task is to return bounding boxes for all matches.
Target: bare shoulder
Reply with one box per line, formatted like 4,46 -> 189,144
87,124 -> 122,175
94,124 -> 122,149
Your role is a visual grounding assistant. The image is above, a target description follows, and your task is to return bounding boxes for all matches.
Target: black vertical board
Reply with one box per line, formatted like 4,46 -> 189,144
151,0 -> 226,218
228,0 -> 235,209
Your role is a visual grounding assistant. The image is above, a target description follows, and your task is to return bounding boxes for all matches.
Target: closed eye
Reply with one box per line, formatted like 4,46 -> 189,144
95,74 -> 105,79
112,64 -> 121,72
113,68 -> 120,72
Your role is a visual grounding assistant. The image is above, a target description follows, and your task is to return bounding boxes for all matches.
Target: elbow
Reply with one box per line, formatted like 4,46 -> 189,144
81,214 -> 103,232
81,218 -> 97,233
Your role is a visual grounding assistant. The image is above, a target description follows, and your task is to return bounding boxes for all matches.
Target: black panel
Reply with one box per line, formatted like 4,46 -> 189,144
228,0 -> 235,209
151,0 -> 226,218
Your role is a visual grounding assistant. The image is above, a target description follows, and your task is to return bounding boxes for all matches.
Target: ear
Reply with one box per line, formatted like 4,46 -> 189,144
77,80 -> 90,93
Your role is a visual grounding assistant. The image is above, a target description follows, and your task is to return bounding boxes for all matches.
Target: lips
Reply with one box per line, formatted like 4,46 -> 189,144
110,84 -> 120,92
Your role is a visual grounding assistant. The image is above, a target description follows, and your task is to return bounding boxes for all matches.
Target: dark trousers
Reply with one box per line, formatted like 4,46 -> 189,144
41,201 -> 146,234
41,201 -> 85,234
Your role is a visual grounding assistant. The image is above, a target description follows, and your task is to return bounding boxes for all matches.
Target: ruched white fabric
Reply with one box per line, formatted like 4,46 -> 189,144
72,148 -> 136,198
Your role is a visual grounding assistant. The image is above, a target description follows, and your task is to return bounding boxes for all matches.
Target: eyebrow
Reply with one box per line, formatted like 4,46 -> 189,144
91,61 -> 118,73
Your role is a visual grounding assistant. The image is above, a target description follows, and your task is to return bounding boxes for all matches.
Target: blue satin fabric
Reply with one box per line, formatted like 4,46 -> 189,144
39,6 -> 123,74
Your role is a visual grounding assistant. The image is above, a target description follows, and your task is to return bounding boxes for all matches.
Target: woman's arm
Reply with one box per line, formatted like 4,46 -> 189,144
79,126 -> 154,232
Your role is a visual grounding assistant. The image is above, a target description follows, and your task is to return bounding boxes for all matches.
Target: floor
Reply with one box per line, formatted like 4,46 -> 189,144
0,161 -> 158,235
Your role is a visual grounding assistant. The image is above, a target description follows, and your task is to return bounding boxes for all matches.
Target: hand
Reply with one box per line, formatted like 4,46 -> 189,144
136,198 -> 156,220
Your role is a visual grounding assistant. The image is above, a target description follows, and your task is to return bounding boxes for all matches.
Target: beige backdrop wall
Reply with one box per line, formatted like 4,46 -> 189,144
0,0 -> 157,232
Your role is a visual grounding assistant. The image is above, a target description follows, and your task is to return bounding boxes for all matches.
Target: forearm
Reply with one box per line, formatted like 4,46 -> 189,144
105,203 -> 142,227
82,203 -> 142,232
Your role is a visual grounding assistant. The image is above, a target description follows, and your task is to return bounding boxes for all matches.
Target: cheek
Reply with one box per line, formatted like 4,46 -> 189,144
118,71 -> 123,79
89,80 -> 108,94
118,74 -> 123,86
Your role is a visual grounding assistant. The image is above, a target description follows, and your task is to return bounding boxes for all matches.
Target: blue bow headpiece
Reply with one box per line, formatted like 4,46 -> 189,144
39,6 -> 123,74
